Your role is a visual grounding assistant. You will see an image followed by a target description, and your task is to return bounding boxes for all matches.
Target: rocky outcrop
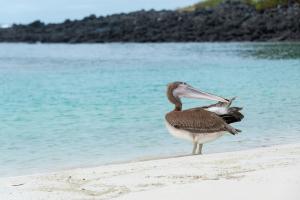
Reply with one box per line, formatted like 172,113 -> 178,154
0,1 -> 299,43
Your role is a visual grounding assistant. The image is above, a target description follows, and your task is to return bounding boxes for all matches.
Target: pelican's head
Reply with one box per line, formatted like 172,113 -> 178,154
167,81 -> 229,111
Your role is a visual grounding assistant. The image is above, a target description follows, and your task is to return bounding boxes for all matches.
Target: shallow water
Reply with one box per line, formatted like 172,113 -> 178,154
0,43 -> 300,177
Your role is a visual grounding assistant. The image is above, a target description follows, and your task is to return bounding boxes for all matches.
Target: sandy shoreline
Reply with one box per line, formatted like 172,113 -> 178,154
1,143 -> 300,200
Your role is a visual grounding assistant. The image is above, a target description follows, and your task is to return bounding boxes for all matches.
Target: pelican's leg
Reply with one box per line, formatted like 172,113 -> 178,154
196,144 -> 203,155
192,142 -> 197,155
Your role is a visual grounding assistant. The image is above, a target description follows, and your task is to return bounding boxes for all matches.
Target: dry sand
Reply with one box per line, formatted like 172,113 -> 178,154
1,143 -> 300,200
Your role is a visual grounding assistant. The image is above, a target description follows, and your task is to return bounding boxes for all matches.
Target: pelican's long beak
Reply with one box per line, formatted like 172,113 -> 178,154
176,85 -> 229,103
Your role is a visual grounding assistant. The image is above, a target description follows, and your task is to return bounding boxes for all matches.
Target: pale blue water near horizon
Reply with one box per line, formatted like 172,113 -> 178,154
0,43 -> 300,177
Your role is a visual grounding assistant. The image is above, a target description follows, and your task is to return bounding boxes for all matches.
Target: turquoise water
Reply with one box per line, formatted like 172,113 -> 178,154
0,43 -> 300,177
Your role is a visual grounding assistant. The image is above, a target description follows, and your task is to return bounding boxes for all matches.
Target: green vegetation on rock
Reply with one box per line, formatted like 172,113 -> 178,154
179,0 -> 300,11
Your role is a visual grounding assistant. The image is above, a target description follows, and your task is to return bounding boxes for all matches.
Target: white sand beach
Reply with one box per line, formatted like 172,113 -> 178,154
1,143 -> 300,200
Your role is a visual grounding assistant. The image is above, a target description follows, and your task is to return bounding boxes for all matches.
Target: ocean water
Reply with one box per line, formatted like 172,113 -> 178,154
0,43 -> 300,177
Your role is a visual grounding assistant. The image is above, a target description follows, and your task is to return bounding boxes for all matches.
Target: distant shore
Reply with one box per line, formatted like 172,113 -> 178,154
1,143 -> 300,200
0,1 -> 300,43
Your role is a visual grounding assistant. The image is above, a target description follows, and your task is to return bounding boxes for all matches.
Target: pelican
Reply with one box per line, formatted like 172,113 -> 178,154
165,81 -> 244,155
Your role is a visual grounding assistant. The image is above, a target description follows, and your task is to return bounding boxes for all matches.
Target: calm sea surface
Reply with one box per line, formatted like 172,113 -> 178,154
0,43 -> 300,177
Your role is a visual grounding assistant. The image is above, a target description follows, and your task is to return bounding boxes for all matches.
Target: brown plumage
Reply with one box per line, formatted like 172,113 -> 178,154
165,82 -> 244,155
165,108 -> 240,135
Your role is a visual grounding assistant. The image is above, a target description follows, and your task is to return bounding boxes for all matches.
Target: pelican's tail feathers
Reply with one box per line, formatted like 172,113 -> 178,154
225,125 -> 242,135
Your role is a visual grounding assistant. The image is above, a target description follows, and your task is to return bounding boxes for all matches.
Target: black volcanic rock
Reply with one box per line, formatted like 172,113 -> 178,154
0,1 -> 300,43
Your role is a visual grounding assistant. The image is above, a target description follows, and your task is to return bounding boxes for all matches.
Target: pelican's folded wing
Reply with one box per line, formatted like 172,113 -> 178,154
166,109 -> 229,134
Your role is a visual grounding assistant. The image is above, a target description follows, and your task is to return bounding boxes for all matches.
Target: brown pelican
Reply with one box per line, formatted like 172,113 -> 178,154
165,82 -> 243,155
